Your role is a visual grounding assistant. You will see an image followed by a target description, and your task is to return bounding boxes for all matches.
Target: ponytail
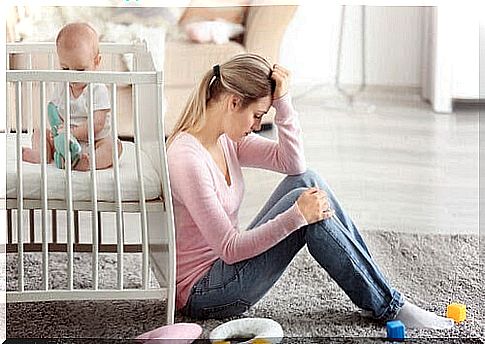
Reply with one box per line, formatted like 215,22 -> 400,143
167,53 -> 274,146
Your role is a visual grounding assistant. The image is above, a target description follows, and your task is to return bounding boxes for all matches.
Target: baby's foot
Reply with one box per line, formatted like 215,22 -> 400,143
22,147 -> 40,163
73,153 -> 90,171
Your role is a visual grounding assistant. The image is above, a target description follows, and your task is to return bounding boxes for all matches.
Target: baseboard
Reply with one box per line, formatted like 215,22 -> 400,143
453,98 -> 485,111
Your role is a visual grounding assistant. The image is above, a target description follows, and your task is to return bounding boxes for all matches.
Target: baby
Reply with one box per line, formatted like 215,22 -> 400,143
22,22 -> 121,171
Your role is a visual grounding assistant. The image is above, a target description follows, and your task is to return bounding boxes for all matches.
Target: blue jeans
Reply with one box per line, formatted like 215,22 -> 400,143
181,170 -> 404,320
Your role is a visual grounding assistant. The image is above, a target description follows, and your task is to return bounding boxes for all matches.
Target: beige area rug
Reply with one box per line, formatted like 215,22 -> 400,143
5,230 -> 484,341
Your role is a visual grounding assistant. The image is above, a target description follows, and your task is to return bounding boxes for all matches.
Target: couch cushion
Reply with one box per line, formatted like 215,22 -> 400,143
164,40 -> 245,87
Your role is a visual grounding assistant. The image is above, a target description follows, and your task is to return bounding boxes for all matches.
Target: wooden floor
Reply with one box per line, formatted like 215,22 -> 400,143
240,87 -> 479,235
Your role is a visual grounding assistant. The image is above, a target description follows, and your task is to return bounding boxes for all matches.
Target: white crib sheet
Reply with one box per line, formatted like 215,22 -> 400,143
5,134 -> 162,202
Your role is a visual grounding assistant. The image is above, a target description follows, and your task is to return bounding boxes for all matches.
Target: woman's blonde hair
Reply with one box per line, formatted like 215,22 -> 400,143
167,53 -> 275,146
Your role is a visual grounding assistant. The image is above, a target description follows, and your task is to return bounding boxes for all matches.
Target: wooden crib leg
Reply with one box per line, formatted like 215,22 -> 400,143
29,209 -> 35,244
74,210 -> 80,244
51,209 -> 57,244
98,211 -> 102,247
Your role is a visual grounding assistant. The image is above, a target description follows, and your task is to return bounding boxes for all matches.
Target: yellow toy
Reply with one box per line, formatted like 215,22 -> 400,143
446,303 -> 466,323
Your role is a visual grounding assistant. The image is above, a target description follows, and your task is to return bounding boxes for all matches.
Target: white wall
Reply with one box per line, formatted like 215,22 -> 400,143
450,5 -> 480,99
280,4 -> 424,89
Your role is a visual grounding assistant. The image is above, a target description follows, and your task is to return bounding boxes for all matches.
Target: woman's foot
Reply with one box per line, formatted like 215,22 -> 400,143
22,147 -> 40,163
395,301 -> 454,330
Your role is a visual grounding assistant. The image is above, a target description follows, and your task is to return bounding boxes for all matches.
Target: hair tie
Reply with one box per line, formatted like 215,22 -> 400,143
213,64 -> 221,79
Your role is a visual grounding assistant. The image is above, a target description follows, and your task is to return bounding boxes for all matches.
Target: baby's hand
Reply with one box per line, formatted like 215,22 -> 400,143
271,64 -> 290,100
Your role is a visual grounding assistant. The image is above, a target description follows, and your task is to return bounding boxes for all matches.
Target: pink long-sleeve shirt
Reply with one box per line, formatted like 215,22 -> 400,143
167,94 -> 308,310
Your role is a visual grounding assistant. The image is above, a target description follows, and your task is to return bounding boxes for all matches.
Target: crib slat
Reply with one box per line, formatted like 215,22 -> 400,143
87,83 -> 99,290
6,53 -> 12,133
48,53 -> 54,70
111,54 -> 116,72
40,81 -> 49,291
7,80 -> 11,133
132,83 -> 149,290
64,81 -> 74,290
16,81 -> 24,292
27,54 -> 33,134
156,71 -> 176,325
111,83 -> 124,290
7,77 -> 13,133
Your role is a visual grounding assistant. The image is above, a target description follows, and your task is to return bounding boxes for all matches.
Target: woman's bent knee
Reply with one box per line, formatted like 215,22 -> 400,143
286,169 -> 328,189
284,187 -> 309,204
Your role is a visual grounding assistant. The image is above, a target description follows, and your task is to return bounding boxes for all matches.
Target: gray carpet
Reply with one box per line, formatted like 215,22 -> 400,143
6,230 -> 485,341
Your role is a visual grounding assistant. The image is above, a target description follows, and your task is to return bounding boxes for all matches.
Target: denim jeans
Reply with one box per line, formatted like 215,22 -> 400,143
181,169 -> 404,320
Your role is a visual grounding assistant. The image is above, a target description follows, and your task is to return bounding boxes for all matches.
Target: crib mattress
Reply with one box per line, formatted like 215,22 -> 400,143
5,134 -> 162,202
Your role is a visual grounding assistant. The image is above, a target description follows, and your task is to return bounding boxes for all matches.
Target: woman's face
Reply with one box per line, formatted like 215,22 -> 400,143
224,95 -> 272,142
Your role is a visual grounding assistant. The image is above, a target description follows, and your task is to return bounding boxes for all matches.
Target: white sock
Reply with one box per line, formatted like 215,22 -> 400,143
394,301 -> 454,330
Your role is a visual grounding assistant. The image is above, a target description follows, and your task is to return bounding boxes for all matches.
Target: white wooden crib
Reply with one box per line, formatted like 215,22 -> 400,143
4,42 -> 176,324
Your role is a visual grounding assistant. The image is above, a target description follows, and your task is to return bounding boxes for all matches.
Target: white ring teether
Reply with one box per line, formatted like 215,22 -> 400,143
209,318 -> 284,344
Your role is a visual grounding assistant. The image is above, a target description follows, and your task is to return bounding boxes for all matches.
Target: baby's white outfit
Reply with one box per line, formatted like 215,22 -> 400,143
50,83 -> 111,152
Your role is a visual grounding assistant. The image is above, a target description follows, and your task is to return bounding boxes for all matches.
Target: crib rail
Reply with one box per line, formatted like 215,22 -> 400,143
8,289 -> 168,303
7,70 -> 157,84
5,42 -> 176,324
7,42 -> 147,55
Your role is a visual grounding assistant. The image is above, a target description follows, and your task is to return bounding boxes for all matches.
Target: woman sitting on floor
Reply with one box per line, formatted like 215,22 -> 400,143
166,53 -> 454,330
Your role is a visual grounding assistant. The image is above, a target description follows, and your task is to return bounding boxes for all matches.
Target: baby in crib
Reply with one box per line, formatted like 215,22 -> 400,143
22,22 -> 121,171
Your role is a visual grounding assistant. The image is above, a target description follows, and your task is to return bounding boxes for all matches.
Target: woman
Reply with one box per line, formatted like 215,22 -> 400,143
166,53 -> 453,330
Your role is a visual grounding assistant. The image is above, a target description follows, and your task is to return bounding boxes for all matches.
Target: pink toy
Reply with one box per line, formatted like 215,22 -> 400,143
185,20 -> 244,44
136,323 -> 203,344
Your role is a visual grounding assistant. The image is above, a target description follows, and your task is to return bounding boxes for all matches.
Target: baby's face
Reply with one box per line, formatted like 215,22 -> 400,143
57,43 -> 100,93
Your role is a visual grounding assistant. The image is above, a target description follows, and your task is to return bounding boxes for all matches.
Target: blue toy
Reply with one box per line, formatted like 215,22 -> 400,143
386,320 -> 405,341
47,102 -> 82,169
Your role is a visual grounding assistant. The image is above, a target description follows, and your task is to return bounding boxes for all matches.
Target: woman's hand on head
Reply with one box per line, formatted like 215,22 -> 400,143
296,187 -> 334,224
271,64 -> 290,100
